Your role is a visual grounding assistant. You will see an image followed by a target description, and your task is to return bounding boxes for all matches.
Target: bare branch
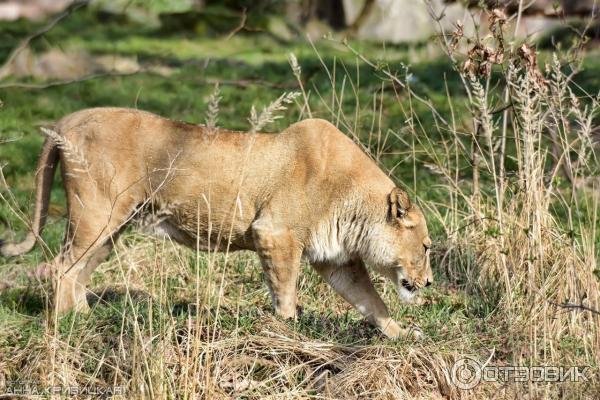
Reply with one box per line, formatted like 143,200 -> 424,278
549,301 -> 600,317
0,1 -> 88,80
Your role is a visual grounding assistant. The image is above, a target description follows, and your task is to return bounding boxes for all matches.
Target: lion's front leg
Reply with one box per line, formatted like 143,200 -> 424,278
312,259 -> 421,339
251,217 -> 302,319
53,255 -> 90,315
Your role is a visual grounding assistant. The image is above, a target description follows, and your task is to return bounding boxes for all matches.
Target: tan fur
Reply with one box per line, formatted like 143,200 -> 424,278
0,107 -> 432,338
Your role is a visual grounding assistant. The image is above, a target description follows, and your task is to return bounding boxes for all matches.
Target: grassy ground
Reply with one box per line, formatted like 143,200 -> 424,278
1,8 -> 599,399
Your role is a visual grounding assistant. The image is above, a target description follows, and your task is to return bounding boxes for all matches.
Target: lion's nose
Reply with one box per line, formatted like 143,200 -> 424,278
425,279 -> 432,287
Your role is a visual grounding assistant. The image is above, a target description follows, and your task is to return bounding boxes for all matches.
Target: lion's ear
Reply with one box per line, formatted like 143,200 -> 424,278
388,187 -> 411,219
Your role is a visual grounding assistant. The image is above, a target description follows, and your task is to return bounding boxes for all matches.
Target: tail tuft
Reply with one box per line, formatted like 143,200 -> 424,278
0,235 -> 37,257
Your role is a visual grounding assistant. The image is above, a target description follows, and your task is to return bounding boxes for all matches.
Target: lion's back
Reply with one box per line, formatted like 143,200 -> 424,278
56,107 -> 164,138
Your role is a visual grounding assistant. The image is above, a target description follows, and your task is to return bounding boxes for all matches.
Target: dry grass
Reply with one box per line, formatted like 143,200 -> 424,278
0,237 -> 470,399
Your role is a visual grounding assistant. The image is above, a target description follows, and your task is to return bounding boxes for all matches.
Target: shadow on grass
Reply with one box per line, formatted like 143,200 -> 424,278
87,286 -> 153,309
170,299 -> 382,343
0,284 -> 49,315
294,307 -> 381,344
0,284 -> 153,317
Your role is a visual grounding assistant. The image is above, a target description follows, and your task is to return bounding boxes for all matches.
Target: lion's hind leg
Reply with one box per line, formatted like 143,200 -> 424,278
53,190 -> 138,315
54,229 -> 121,315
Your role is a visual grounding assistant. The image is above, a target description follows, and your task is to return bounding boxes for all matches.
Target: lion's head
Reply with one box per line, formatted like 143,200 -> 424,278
365,187 -> 432,303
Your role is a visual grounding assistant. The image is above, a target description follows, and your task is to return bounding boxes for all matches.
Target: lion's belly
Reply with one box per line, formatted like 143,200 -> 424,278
138,199 -> 256,252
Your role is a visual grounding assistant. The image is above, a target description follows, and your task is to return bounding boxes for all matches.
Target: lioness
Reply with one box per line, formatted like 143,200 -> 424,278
0,108 -> 432,338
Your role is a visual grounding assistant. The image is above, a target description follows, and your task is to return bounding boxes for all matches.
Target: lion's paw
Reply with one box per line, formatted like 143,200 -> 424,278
381,320 -> 425,340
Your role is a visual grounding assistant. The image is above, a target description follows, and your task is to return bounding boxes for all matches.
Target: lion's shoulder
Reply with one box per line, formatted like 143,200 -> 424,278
282,118 -> 345,140
285,119 -> 394,201
280,118 -> 358,157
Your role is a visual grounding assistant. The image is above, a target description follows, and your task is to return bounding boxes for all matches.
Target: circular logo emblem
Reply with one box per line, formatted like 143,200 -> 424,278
451,357 -> 482,390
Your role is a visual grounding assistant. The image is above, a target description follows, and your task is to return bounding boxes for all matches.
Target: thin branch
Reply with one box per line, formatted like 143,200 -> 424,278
549,301 -> 600,317
339,39 -> 449,127
0,70 -> 141,89
225,7 -> 247,41
0,1 -> 88,80
205,77 -> 296,90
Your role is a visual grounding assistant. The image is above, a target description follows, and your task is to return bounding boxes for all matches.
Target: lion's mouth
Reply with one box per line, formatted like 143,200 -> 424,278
401,279 -> 417,292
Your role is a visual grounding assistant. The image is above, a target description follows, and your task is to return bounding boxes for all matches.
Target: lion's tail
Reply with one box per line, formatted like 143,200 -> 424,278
1,135 -> 59,257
